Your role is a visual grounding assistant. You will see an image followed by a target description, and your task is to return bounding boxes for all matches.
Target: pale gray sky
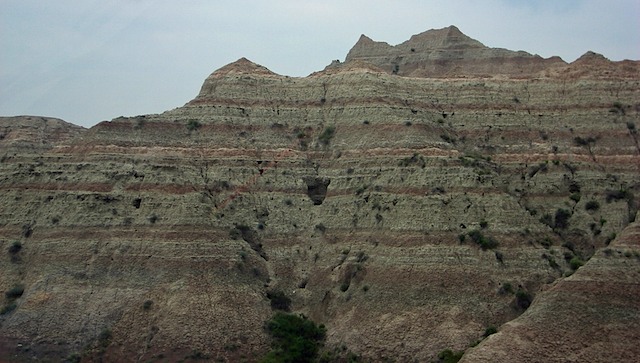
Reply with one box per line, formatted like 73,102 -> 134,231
2,0 -> 639,128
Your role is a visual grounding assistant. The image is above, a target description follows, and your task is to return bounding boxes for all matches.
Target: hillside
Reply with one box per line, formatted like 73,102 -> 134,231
1,27 -> 639,362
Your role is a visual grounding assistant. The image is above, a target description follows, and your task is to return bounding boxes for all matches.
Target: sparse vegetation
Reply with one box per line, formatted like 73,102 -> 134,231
440,134 -> 457,144
610,101 -> 625,115
569,193 -> 581,203
187,119 -> 202,131
0,303 -> 17,315
467,230 -> 499,250
399,153 -> 426,168
499,282 -> 514,295
8,240 -> 22,254
483,326 -> 498,337
585,200 -> 600,212
267,290 -> 291,312
573,136 -> 596,147
143,300 -> 153,310
515,289 -> 533,310
437,349 -> 464,363
5,285 -> 24,299
318,125 -> 336,145
569,256 -> 584,270
606,189 -> 632,203
554,209 -> 571,230
147,213 -> 159,224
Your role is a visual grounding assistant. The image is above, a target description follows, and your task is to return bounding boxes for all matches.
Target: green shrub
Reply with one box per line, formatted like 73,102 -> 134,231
186,350 -> 210,360
573,136 -> 596,146
0,303 -> 17,315
554,209 -> 571,230
539,213 -> 553,228
97,328 -> 112,348
5,285 -> 24,300
515,289 -> 532,310
483,326 -> 498,337
8,241 -> 22,254
569,193 -> 581,203
585,200 -> 600,211
340,282 -> 350,292
187,119 -> 201,131
467,230 -> 499,250
610,102 -> 625,114
66,353 -> 81,363
437,349 -> 464,363
499,282 -> 514,295
569,256 -> 584,270
262,312 -> 326,363
143,300 -> 153,310
606,189 -> 632,203
318,126 -> 336,145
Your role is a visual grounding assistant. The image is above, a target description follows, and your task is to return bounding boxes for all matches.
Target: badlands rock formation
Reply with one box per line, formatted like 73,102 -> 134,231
0,27 -> 639,362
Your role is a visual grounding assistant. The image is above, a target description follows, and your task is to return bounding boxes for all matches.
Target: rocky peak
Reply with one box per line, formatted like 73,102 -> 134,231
403,25 -> 485,50
193,58 -> 281,102
0,116 -> 85,151
346,34 -> 394,59
1,24 -> 639,363
208,57 -> 278,78
548,50 -> 640,79
345,25 -> 567,78
573,51 -> 610,64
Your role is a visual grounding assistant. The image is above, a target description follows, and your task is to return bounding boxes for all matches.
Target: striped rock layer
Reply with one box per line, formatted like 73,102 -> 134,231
1,28 -> 639,362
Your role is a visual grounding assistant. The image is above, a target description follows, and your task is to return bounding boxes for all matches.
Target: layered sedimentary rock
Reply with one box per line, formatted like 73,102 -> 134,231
0,28 -> 639,362
344,25 -> 640,80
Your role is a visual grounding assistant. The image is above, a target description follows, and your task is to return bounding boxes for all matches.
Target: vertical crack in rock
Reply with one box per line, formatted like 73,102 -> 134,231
233,225 -> 267,260
303,177 -> 331,205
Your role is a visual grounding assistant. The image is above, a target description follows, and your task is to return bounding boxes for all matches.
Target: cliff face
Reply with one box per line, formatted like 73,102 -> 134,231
1,27 -> 639,362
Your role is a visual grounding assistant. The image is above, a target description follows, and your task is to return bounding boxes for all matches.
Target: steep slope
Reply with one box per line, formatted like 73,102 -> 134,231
461,216 -> 640,363
0,29 -> 639,362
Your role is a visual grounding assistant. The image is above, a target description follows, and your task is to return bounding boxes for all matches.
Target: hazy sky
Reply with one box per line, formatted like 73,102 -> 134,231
2,0 -> 639,128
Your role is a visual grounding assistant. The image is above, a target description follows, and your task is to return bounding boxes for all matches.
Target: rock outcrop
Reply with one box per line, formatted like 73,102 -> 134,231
345,25 -> 567,78
0,27 -> 639,362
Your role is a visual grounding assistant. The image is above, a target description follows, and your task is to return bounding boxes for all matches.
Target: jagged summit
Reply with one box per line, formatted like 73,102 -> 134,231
1,23 -> 640,363
548,50 -> 640,79
345,25 -> 567,78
